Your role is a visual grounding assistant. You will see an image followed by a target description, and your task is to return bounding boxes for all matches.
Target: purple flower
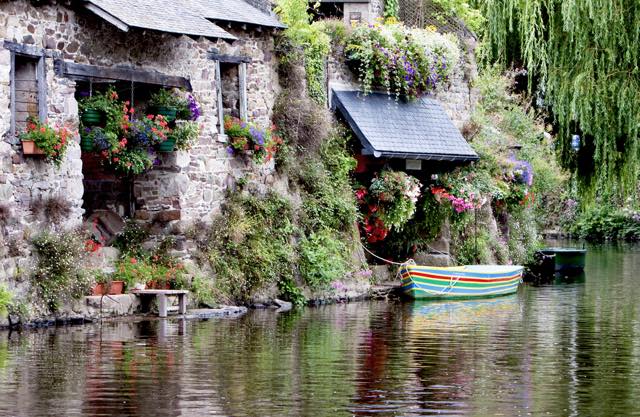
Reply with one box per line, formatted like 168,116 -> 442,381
226,146 -> 235,155
187,94 -> 201,121
250,126 -> 265,145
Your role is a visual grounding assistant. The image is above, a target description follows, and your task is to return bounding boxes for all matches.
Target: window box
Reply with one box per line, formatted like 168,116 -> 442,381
21,140 -> 46,155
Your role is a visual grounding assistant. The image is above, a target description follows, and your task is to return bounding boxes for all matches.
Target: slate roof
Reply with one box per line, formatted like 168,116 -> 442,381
85,0 -> 237,40
332,90 -> 479,161
187,0 -> 286,28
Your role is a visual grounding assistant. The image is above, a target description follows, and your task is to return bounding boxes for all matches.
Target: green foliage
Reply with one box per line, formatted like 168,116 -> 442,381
190,275 -> 219,308
478,0 -> 640,202
368,170 -> 422,230
31,231 -> 91,312
148,89 -> 185,108
113,220 -> 149,257
197,192 -> 296,302
79,87 -> 124,134
275,0 -> 331,104
298,158 -> 357,233
169,120 -> 200,151
571,206 -> 640,242
345,22 -> 460,99
471,69 -> 567,224
506,206 -> 540,264
299,231 -> 348,290
0,285 -> 12,317
314,18 -> 349,45
277,277 -> 306,308
430,0 -> 485,34
371,191 -> 447,260
384,0 -> 399,19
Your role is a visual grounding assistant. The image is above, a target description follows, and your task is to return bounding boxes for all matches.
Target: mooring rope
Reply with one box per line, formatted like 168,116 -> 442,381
361,243 -> 464,295
360,242 -> 415,267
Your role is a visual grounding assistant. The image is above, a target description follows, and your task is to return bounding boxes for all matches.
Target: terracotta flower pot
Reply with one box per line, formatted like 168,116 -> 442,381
92,283 -> 107,296
22,140 -> 46,155
108,281 -> 125,295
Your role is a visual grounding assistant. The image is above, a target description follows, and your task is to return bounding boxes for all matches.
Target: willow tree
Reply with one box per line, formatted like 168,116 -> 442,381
479,0 -> 640,202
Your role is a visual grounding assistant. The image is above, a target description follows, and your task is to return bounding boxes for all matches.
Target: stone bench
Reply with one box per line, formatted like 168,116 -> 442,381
131,289 -> 189,318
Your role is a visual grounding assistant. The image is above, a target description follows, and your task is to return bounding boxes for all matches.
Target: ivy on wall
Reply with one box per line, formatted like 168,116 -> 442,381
384,0 -> 400,19
275,0 -> 331,104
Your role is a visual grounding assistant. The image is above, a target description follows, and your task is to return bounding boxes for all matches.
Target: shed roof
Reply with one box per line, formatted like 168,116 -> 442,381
332,90 -> 479,162
190,0 -> 286,28
85,0 -> 237,40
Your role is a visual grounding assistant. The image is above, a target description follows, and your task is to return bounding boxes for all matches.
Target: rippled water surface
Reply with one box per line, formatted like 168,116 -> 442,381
2,244 -> 640,416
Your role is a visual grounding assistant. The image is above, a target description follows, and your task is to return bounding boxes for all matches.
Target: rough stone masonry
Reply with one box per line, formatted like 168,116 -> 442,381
0,1 -> 281,293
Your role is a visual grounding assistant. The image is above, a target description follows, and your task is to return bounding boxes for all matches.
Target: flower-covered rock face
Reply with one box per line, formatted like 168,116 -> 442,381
345,21 -> 460,100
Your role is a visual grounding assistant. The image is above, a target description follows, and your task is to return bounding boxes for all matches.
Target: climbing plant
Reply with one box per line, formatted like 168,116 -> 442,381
478,0 -> 640,202
384,0 -> 400,19
275,0 -> 331,104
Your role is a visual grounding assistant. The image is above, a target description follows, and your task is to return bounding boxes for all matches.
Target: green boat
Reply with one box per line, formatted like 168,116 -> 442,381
538,247 -> 587,273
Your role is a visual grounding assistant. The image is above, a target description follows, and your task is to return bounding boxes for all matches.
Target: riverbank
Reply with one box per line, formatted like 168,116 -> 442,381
0,274 -> 404,330
2,244 -> 639,416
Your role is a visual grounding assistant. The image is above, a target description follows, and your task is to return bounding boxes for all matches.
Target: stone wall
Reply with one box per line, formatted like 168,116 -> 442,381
0,2 -> 281,289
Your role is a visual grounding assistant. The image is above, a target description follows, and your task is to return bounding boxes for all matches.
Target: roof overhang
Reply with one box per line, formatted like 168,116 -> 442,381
84,0 -> 237,40
332,90 -> 479,162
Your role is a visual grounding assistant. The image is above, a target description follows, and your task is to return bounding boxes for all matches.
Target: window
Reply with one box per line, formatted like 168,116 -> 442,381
211,52 -> 250,140
5,42 -> 47,139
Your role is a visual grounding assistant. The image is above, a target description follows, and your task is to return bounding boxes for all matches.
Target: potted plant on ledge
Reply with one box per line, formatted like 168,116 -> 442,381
20,117 -> 72,166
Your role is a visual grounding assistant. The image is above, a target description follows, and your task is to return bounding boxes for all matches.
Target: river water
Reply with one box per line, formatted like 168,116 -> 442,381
1,244 -> 640,416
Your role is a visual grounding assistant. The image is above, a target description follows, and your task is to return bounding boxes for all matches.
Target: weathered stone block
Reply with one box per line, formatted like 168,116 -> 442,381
154,210 -> 181,223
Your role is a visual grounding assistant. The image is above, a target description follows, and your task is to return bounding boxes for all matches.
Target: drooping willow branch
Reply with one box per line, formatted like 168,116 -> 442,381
478,0 -> 640,202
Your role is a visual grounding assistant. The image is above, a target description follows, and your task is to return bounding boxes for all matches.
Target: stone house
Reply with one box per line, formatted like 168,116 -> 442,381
0,0 -> 285,283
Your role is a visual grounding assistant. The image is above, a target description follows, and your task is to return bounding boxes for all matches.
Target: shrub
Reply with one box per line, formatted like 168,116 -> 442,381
0,285 -> 12,317
571,206 -> 640,241
197,192 -> 297,302
190,275 -> 219,308
275,0 -> 331,104
32,230 -> 91,312
169,120 -> 200,151
30,195 -> 72,224
299,231 -> 348,290
113,220 -> 149,257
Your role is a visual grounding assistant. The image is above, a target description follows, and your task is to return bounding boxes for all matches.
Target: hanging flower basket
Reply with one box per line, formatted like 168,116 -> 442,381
156,137 -> 176,152
81,109 -> 104,127
80,134 -> 95,152
150,106 -> 177,123
21,140 -> 46,155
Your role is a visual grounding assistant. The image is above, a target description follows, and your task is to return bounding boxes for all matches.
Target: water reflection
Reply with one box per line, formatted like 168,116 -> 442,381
1,245 -> 640,416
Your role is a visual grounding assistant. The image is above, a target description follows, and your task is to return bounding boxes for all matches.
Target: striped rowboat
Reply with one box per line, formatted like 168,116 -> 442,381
399,264 -> 524,299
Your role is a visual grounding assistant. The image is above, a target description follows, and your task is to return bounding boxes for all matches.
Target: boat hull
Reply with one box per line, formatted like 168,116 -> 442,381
539,248 -> 586,273
400,264 -> 524,300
